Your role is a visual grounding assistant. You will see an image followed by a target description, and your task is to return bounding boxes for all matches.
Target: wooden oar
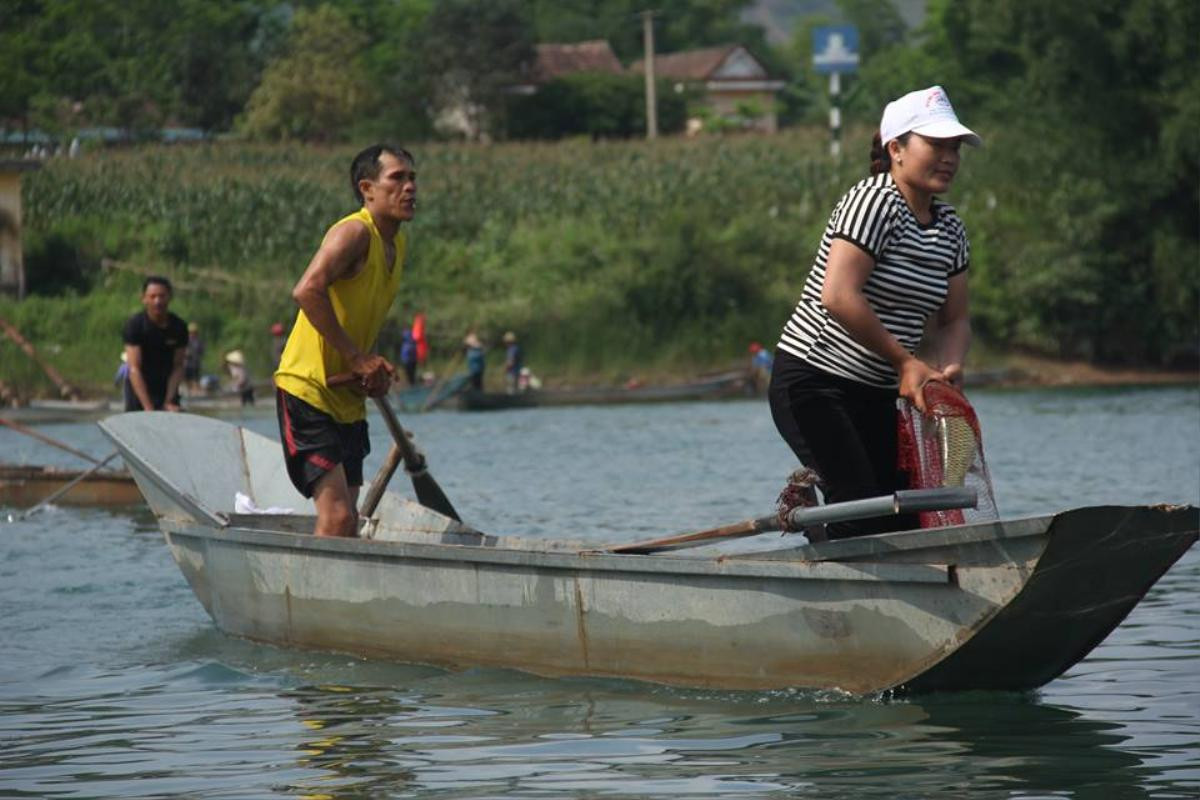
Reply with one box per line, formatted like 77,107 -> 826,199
0,416 -> 107,466
0,316 -> 80,399
20,451 -> 121,519
604,487 -> 977,555
359,444 -> 403,519
328,373 -> 460,521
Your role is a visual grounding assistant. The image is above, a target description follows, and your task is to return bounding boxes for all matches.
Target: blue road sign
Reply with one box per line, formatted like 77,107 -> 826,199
812,25 -> 860,74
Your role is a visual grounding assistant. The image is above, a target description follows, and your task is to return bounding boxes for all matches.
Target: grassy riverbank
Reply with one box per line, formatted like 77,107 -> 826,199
3,133 -> 1195,402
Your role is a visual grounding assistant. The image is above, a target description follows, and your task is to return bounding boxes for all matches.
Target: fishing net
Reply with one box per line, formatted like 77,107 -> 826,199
776,467 -> 825,539
897,382 -> 999,528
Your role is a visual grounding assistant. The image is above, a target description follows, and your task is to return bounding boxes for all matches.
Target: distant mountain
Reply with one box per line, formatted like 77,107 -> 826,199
742,0 -> 926,45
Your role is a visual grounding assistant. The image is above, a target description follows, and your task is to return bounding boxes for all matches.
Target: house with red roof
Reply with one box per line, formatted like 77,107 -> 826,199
631,44 -> 785,133
510,40 -> 626,95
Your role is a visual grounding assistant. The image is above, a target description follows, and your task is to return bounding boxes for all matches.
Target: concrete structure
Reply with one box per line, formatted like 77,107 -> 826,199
631,45 -> 785,133
0,160 -> 41,299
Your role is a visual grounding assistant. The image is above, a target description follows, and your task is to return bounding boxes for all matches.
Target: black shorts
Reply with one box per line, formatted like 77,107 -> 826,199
275,388 -> 370,498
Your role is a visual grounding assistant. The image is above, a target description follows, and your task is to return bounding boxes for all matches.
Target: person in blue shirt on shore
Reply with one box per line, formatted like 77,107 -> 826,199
399,326 -> 419,386
464,331 -> 485,391
503,331 -> 524,394
748,341 -> 773,393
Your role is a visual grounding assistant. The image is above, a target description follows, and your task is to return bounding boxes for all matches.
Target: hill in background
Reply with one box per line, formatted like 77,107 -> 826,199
742,0 -> 927,44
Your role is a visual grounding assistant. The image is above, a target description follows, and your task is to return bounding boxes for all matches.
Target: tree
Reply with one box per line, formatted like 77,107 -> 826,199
239,4 -> 374,142
323,0 -> 435,141
420,0 -> 536,140
860,0 -> 1199,363
507,74 -> 687,140
0,0 -> 285,135
166,0 -> 276,131
0,0 -> 179,135
528,0 -> 769,65
838,0 -> 908,62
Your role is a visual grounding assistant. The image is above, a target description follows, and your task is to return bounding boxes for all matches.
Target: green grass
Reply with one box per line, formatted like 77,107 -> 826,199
7,127 -> 1190,400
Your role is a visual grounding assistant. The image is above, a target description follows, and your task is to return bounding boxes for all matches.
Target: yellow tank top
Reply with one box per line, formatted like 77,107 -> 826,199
274,208 -> 405,422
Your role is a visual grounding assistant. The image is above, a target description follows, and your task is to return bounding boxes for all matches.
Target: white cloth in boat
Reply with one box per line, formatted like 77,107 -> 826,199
234,491 -> 294,515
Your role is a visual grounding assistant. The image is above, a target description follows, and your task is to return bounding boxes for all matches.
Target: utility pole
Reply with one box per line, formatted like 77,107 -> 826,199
642,10 -> 658,140
829,71 -> 841,158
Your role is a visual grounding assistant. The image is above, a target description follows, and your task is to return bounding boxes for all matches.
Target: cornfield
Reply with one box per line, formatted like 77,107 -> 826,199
10,129 -> 1003,395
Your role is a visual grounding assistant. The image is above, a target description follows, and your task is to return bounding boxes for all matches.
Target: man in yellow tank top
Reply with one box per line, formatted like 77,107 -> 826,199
274,144 -> 416,537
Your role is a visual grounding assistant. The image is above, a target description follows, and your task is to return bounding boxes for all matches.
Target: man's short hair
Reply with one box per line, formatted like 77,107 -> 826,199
350,144 -> 415,204
142,275 -> 173,295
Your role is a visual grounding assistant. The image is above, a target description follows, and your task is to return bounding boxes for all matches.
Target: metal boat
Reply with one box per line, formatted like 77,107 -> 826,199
99,412 -> 1197,694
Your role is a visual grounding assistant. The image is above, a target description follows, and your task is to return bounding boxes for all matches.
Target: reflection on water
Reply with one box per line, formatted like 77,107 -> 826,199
0,664 -> 1168,799
0,386 -> 1197,798
286,685 -> 419,798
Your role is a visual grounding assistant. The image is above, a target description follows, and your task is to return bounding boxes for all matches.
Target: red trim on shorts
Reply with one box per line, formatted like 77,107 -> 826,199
307,452 -> 335,470
279,389 -> 298,456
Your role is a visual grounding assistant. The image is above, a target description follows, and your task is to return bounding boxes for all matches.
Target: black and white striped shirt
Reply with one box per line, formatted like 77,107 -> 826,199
776,173 -> 970,388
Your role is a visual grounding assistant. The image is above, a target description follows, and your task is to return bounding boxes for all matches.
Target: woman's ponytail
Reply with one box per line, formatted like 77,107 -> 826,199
869,131 -> 890,175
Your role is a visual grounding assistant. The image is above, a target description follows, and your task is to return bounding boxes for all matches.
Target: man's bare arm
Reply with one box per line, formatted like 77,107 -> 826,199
125,344 -> 156,410
164,345 -> 186,411
292,222 -> 394,392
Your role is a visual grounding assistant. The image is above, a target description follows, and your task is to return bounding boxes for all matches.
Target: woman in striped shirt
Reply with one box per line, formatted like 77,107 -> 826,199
769,86 -> 980,539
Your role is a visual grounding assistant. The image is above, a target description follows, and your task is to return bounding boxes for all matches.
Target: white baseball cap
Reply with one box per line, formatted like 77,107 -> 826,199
880,85 -> 981,147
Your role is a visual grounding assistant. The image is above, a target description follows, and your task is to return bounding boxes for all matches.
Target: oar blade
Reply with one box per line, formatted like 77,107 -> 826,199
326,372 -> 463,523
410,472 -> 461,522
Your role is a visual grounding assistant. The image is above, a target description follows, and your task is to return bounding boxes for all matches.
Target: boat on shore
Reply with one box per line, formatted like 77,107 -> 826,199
0,463 -> 141,508
99,412 -> 1197,694
456,370 -> 754,412
391,373 -> 471,413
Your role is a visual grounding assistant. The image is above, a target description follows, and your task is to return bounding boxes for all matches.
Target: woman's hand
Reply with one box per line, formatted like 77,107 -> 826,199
897,357 -> 947,413
941,363 -> 964,388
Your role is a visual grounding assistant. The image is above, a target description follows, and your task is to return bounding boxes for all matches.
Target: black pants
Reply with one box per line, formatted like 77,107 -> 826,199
123,378 -> 177,411
767,352 -> 915,538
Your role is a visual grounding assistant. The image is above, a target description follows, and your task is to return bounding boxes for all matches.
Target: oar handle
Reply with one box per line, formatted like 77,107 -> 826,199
0,416 -> 107,466
604,487 -> 979,555
786,487 -> 977,529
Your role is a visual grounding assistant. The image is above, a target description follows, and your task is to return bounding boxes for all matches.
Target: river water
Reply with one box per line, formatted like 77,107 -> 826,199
1,385 -> 1197,799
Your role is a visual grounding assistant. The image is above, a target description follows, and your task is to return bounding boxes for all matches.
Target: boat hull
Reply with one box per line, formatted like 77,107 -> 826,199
0,464 -> 141,508
98,412 -> 1198,693
150,506 -> 1194,693
159,519 -> 1012,692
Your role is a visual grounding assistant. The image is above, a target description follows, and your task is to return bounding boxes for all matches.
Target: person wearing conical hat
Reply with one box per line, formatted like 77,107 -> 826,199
114,350 -> 130,387
224,350 -> 255,406
463,330 -> 485,391
502,331 -> 523,395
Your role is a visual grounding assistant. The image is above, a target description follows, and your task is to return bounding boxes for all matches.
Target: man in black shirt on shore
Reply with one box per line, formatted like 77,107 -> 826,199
122,276 -> 189,412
